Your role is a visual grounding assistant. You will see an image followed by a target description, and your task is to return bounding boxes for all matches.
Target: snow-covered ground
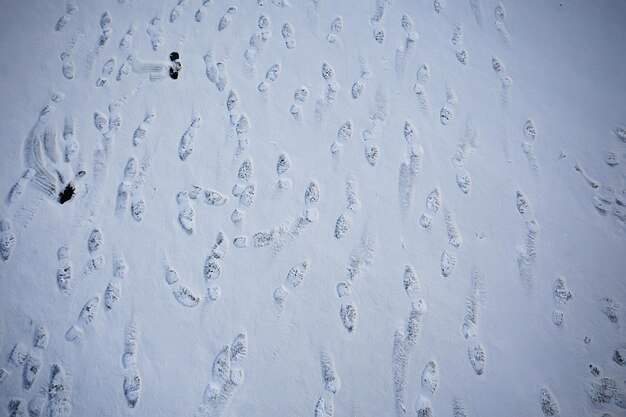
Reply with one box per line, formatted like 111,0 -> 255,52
1,0 -> 625,415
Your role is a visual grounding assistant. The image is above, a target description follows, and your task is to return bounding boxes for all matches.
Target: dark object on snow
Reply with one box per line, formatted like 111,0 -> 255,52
169,55 -> 181,79
59,183 -> 75,204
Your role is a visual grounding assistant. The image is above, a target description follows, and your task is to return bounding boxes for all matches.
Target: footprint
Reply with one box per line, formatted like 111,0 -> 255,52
230,333 -> 248,363
33,325 -> 49,349
340,303 -> 357,332
334,214 -> 352,239
133,112 -> 155,147
452,24 -> 464,45
8,398 -> 26,416
468,343 -> 485,375
0,368 -> 8,385
603,150 -> 620,167
28,393 -> 46,417
170,0 -> 188,23
104,281 -> 121,310
218,6 -> 237,31
440,105 -> 454,125
7,169 -> 35,205
469,0 -> 484,25
147,16 -> 164,51
99,11 -> 113,40
336,121 -> 353,143
612,124 -> 626,143
453,399 -> 468,417
281,22 -> 296,48
403,265 -> 420,297
94,111 -> 108,133
276,153 -> 291,180
252,230 -> 274,248
119,25 -> 135,50
258,63 -> 281,93
515,191 -> 534,221
320,350 -> 340,394
60,52 -> 75,80
56,246 -> 72,293
601,297 -> 620,323
417,64 -> 431,83
440,250 -> 456,277
123,369 -> 141,408
285,261 -> 308,289
179,113 -> 202,161
586,377 -> 618,405
273,285 -> 289,311
445,209 -> 462,247
326,16 -> 344,43
304,182 -> 320,207
226,89 -> 239,115
9,343 -> 29,366
456,172 -> 471,194
415,396 -> 433,417
22,354 -> 42,390
204,190 -> 228,206
456,49 -> 469,65
76,296 -> 100,328
553,277 -> 572,304
177,191 -> 194,234
426,188 -> 441,214
213,345 -> 231,384
238,185 -> 256,207
314,396 -> 334,417
122,321 -> 138,369
365,145 -> 380,166
462,270 -> 485,338
108,103 -> 122,135
117,55 -> 133,81
540,388 -> 560,416
115,182 -> 131,217
96,58 -> 116,87
494,20 -> 510,44
406,301 -> 426,350
500,75 -> 513,106
373,26 -> 385,44
0,219 -> 16,262
48,364 -> 72,416
552,310 -> 564,327
172,284 -> 200,307
113,254 -> 129,280
55,2 -> 78,32
393,329 -> 409,415
421,360 -> 439,394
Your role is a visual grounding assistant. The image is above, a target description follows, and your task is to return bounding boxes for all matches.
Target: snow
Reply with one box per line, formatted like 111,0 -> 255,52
1,0 -> 626,416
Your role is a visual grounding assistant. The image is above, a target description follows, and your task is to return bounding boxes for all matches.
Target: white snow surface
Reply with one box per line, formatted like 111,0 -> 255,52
1,0 -> 626,416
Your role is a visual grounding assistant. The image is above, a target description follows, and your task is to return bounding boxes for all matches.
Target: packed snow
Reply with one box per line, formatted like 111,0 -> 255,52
1,0 -> 625,416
